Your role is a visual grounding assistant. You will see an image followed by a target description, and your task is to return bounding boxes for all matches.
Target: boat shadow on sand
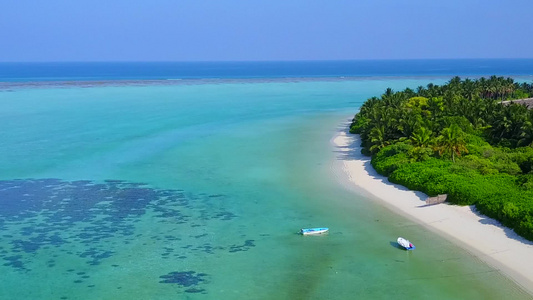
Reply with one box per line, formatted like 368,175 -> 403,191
390,241 -> 404,250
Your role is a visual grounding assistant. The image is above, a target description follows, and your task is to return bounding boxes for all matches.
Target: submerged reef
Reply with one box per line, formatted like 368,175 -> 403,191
0,178 -> 254,294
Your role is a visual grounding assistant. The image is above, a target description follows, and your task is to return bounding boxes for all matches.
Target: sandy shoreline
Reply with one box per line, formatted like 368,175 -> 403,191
333,130 -> 533,295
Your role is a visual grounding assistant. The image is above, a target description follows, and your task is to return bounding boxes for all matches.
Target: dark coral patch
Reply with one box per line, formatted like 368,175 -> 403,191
159,271 -> 208,287
11,240 -> 41,253
185,288 -> 206,293
2,255 -> 25,270
228,240 -> 256,253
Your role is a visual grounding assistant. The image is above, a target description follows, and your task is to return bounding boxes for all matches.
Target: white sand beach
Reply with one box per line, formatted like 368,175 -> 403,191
333,130 -> 533,295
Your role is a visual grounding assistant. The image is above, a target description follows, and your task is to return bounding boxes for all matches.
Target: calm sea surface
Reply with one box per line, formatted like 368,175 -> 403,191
1,59 -> 533,81
1,61 -> 532,299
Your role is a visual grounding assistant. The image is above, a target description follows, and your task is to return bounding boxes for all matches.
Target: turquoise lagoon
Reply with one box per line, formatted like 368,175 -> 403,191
0,78 -> 530,299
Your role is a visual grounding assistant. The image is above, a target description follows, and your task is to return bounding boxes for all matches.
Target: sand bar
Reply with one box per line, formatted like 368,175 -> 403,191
333,130 -> 533,295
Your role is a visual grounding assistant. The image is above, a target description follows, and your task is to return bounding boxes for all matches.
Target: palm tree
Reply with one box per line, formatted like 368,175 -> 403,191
447,76 -> 461,87
435,124 -> 468,163
462,78 -> 479,100
403,88 -> 416,98
397,111 -> 421,139
490,103 -> 530,145
382,91 -> 407,109
369,125 -> 388,153
383,88 -> 394,98
411,127 -> 433,147
518,119 -> 533,147
444,76 -> 462,103
504,77 -> 516,100
416,86 -> 426,97
426,83 -> 441,98
407,126 -> 434,161
426,97 -> 444,121
478,77 -> 488,98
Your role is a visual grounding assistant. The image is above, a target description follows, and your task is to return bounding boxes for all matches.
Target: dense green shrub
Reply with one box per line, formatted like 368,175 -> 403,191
517,174 -> 533,190
437,116 -> 474,134
456,156 -> 498,175
510,147 -> 533,173
371,143 -> 413,176
465,134 -> 491,156
388,159 -> 452,196
517,215 -> 533,241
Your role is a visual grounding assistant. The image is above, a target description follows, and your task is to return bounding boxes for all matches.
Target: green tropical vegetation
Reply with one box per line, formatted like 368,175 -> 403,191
350,76 -> 533,240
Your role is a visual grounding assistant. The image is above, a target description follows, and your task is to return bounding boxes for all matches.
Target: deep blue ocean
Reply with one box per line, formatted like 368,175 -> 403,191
1,59 -> 533,82
1,60 -> 532,299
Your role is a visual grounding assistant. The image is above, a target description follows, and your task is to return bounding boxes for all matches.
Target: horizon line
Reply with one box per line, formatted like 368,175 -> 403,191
2,58 -> 533,64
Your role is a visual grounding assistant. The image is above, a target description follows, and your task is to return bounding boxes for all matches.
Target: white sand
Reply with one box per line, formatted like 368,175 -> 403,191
333,130 -> 533,295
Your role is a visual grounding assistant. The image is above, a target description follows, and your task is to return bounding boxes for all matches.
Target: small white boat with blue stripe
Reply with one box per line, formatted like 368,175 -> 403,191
300,227 -> 329,235
397,237 -> 415,250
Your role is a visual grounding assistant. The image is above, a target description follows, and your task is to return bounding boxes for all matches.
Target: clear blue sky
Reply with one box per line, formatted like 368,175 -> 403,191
1,0 -> 532,62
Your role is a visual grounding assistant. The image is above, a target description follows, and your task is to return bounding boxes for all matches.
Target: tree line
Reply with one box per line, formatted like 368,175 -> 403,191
350,76 -> 533,240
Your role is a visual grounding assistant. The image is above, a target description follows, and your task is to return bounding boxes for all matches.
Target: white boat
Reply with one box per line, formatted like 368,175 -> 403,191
397,237 -> 415,250
300,227 -> 329,235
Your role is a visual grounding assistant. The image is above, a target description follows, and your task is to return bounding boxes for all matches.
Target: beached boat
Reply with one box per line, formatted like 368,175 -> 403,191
397,237 -> 415,250
300,228 -> 329,235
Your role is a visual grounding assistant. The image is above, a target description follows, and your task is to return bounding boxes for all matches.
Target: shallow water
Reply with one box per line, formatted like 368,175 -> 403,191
0,79 -> 531,299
